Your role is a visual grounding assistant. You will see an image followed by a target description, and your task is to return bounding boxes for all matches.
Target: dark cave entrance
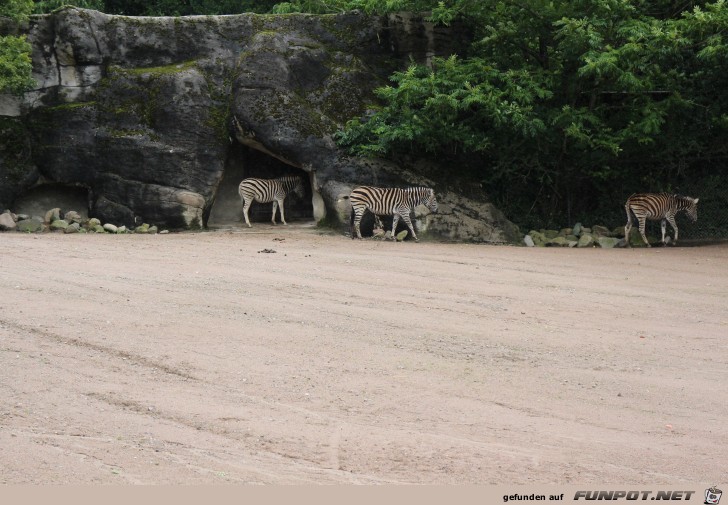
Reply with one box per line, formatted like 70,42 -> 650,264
207,142 -> 316,228
13,183 -> 90,219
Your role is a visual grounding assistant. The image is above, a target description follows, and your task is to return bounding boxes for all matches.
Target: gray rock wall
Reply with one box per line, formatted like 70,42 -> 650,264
0,8 -> 519,242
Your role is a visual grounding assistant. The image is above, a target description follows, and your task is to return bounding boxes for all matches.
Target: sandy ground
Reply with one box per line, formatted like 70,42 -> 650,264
1,223 -> 727,485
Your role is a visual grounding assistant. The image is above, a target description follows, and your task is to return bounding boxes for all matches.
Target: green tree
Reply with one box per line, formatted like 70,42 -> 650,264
335,0 -> 728,230
0,0 -> 35,94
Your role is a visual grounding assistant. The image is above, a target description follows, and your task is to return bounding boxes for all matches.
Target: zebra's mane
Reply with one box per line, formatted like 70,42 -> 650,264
276,175 -> 301,187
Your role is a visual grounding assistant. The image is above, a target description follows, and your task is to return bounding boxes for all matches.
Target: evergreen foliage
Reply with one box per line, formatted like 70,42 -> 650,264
0,0 -> 35,94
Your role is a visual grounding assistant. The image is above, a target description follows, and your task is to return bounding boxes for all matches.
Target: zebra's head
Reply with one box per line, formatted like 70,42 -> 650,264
423,188 -> 438,213
293,177 -> 305,198
280,176 -> 305,198
685,196 -> 699,222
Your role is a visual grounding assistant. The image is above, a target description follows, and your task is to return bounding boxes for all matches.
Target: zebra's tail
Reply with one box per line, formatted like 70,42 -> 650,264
350,206 -> 356,239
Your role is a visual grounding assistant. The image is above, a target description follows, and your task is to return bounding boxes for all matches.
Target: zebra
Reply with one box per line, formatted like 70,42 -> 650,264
624,192 -> 699,247
238,176 -> 305,227
347,186 -> 438,242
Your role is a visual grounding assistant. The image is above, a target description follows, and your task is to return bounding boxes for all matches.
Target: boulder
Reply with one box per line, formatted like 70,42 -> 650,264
577,234 -> 595,248
523,234 -> 535,247
0,212 -> 16,231
44,208 -> 61,224
63,210 -> 83,224
546,236 -> 571,247
591,225 -> 612,237
17,217 -> 43,232
102,223 -> 118,233
50,219 -> 69,231
528,231 -> 547,247
597,237 -> 620,248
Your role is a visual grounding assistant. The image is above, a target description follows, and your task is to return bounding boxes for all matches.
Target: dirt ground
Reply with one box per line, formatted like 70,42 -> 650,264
1,223 -> 726,485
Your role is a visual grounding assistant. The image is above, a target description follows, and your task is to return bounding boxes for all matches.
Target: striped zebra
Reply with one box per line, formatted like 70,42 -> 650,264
624,192 -> 699,247
348,186 -> 438,242
238,176 -> 305,227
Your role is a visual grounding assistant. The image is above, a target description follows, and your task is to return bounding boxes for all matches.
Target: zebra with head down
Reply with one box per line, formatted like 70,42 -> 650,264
347,185 -> 438,242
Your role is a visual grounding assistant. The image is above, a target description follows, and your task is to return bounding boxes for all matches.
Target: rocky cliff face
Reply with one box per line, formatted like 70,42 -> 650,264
0,7 -> 520,242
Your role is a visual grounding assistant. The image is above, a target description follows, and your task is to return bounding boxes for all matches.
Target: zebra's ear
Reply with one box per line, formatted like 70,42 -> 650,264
694,198 -> 700,204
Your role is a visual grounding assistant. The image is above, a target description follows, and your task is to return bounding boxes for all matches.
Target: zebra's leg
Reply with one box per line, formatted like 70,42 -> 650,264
390,214 -> 400,240
278,198 -> 288,225
243,199 -> 253,228
666,215 -> 679,244
353,209 -> 364,239
638,217 -> 651,247
400,212 -> 419,242
624,205 -> 633,248
661,219 -> 667,245
271,200 -> 279,225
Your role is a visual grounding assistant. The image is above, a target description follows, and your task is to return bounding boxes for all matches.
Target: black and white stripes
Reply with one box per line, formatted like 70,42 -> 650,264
238,176 -> 305,227
348,186 -> 438,242
624,192 -> 699,247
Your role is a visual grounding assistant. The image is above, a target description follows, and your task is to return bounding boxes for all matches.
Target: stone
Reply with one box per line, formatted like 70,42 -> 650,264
596,237 -> 620,248
572,222 -> 582,236
395,230 -> 409,241
546,236 -> 570,247
64,222 -> 80,233
543,230 -> 559,239
523,234 -> 535,247
93,225 -> 105,233
147,225 -> 158,234
45,208 -> 61,224
87,218 -> 101,227
528,231 -> 547,247
577,234 -> 595,248
135,223 -> 150,233
116,225 -> 127,233
50,219 -> 69,230
591,225 -> 611,237
63,210 -> 83,223
17,217 -> 43,232
102,223 -> 118,233
0,212 -> 16,231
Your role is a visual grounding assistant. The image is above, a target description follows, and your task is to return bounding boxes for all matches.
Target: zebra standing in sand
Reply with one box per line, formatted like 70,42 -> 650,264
624,192 -> 699,247
347,186 -> 438,242
238,176 -> 305,227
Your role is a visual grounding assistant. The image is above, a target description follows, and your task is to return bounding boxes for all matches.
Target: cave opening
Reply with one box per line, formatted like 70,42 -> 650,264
207,142 -> 316,229
13,183 -> 90,220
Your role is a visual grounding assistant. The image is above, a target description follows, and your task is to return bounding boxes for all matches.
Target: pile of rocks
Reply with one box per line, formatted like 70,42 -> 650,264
524,223 -> 649,248
0,208 -> 168,235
